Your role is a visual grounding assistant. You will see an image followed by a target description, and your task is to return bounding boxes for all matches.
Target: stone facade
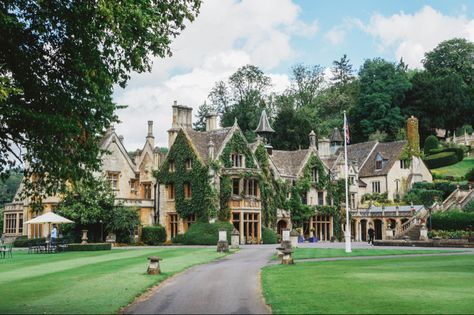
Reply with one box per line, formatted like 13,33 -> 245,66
2,121 -> 166,241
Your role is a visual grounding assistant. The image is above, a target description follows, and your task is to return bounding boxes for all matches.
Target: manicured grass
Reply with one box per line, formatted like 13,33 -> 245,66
432,155 -> 474,178
262,255 -> 474,314
275,248 -> 455,260
0,248 -> 225,314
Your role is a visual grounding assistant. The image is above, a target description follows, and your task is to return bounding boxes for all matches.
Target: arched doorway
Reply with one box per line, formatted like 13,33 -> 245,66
360,219 -> 367,242
277,220 -> 288,236
374,219 -> 383,240
387,218 -> 396,229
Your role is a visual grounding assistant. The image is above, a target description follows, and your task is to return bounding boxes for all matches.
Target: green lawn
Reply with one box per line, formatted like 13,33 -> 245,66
262,255 -> 474,314
432,155 -> 474,178
0,248 -> 225,314
276,248 -> 455,260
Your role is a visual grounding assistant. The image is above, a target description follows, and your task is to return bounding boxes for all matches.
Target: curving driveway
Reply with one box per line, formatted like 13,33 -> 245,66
124,245 -> 274,314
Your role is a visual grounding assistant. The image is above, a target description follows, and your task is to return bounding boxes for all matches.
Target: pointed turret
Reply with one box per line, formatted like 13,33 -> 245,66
255,110 -> 275,154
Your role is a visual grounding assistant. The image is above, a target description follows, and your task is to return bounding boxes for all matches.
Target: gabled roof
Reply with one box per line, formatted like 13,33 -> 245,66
270,149 -> 309,177
100,129 -> 136,171
337,141 -> 378,168
359,141 -> 407,177
185,127 -> 233,162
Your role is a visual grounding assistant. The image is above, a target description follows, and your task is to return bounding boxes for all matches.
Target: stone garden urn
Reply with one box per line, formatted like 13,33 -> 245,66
81,230 -> 88,244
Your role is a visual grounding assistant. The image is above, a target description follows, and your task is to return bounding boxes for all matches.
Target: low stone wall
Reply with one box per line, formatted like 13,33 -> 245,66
374,239 -> 474,248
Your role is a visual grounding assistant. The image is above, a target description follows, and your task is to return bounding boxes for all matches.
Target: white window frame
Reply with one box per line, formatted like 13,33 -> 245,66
372,181 -> 381,193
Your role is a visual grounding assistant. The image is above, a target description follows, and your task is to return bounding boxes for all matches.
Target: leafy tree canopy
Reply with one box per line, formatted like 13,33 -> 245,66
0,0 -> 201,197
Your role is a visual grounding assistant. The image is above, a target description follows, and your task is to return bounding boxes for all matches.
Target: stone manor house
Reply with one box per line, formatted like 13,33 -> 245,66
3,102 -> 432,243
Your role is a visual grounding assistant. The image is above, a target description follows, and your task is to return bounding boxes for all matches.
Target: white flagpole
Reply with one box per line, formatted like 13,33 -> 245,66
344,111 -> 352,253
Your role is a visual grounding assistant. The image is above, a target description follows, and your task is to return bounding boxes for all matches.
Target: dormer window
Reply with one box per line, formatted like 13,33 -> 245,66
231,154 -> 244,168
375,154 -> 383,170
185,159 -> 192,170
169,161 -> 175,172
311,167 -> 319,182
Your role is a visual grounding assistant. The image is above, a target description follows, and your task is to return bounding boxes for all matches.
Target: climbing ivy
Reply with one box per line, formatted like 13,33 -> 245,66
154,130 -> 214,221
220,131 -> 256,168
218,175 -> 232,221
254,144 -> 287,228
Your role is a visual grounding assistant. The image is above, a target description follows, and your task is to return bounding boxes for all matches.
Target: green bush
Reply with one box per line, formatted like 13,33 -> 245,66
466,168 -> 474,182
141,225 -> 166,245
424,152 -> 458,169
464,200 -> 474,213
433,181 -> 458,199
13,237 -> 47,247
428,229 -> 471,239
262,227 -> 278,244
424,135 -> 439,156
171,233 -> 185,244
431,210 -> 474,231
183,221 -> 233,245
430,147 -> 464,161
361,192 -> 389,203
403,189 -> 443,207
68,243 -> 112,251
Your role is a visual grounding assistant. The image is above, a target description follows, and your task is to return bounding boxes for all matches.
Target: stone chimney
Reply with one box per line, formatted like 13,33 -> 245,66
407,116 -> 420,153
205,112 -> 218,131
318,137 -> 330,158
147,120 -> 154,147
309,130 -> 316,148
168,100 -> 193,147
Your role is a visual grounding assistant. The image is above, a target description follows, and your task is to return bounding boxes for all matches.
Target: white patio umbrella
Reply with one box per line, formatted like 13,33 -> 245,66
24,212 -> 74,224
24,212 -> 74,239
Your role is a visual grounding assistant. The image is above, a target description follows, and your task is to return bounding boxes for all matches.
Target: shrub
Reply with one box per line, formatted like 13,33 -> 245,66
431,210 -> 474,231
68,243 -> 112,251
361,192 -> 389,203
403,189 -> 443,207
141,225 -> 166,245
262,227 -> 278,244
428,229 -> 471,239
464,200 -> 474,213
424,152 -> 458,169
13,237 -> 47,247
183,221 -> 233,245
424,135 -> 439,156
433,181 -> 458,199
171,233 -> 185,244
466,168 -> 474,182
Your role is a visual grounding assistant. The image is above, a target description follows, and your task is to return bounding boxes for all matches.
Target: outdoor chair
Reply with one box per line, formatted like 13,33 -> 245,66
1,244 -> 13,259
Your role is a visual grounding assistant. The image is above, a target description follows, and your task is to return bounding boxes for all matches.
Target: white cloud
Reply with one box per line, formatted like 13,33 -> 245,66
114,0 -> 317,150
325,27 -> 346,45
358,5 -> 474,68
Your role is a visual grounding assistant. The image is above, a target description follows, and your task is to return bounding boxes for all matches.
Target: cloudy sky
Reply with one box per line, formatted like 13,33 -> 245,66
113,0 -> 474,151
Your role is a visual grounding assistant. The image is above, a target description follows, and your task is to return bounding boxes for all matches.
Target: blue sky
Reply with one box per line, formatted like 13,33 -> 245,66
114,0 -> 474,150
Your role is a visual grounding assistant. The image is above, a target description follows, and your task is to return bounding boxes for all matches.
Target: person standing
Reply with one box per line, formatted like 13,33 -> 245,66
51,225 -> 58,246
368,225 -> 375,245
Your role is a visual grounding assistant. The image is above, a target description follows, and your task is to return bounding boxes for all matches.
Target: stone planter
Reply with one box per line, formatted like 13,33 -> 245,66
81,230 -> 88,245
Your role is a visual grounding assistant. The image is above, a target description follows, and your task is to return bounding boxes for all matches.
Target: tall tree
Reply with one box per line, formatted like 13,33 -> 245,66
209,65 -> 272,141
290,64 -> 324,108
0,0 -> 201,197
350,58 -> 411,142
423,38 -> 474,85
331,54 -> 354,86
193,102 -> 217,131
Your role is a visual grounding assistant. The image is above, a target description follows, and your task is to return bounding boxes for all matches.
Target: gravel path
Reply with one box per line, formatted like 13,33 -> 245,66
124,246 -> 274,314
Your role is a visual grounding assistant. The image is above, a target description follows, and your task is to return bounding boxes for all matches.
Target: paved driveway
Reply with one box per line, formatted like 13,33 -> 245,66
124,245 -> 274,314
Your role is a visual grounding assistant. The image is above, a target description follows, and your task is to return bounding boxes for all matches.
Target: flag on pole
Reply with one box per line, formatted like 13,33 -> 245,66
344,114 -> 350,144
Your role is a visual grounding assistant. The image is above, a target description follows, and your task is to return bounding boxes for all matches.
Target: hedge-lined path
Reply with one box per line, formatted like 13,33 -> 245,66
124,245 -> 274,314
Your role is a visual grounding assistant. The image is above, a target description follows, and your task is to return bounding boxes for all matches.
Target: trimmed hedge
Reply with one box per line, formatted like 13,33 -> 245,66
424,152 -> 458,169
183,221 -> 233,245
424,135 -> 439,156
171,233 -> 185,244
403,189 -> 443,207
262,227 -> 278,244
466,168 -> 474,182
141,225 -> 166,245
412,181 -> 457,199
13,237 -> 47,247
430,147 -> 464,161
431,210 -> 474,231
68,243 -> 112,251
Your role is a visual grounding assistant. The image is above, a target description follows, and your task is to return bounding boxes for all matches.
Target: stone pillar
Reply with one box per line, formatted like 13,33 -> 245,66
419,224 -> 428,241
239,211 -> 244,245
354,219 -> 359,242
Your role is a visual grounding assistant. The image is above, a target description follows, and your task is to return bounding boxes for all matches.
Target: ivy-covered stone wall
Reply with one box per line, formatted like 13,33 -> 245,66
154,130 -> 216,222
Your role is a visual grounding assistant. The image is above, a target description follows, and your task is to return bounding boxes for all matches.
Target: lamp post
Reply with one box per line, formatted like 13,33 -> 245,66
99,220 -> 103,242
